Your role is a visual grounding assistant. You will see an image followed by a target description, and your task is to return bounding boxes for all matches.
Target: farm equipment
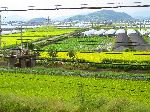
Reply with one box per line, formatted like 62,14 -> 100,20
7,48 -> 36,68
4,41 -> 39,68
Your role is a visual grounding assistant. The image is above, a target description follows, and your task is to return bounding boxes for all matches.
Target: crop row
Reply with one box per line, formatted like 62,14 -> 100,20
40,51 -> 150,63
1,64 -> 150,81
38,51 -> 150,70
0,73 -> 148,93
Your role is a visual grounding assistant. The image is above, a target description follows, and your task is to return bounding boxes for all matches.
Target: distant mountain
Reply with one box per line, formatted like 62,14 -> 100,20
134,16 -> 150,20
64,10 -> 134,22
28,17 -> 47,23
131,10 -> 150,19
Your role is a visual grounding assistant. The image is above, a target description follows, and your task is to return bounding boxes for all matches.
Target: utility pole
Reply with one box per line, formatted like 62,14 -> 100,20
47,16 -> 50,26
0,7 -> 8,50
140,21 -> 142,31
20,23 -> 23,50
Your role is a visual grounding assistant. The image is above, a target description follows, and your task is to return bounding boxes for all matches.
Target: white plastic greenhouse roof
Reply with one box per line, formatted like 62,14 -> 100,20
82,29 -> 97,36
127,29 -> 137,35
94,29 -> 106,35
104,29 -> 116,35
115,29 -> 126,35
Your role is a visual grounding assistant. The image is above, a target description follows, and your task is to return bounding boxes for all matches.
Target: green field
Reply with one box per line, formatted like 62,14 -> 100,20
144,36 -> 150,44
0,68 -> 150,111
43,36 -> 114,52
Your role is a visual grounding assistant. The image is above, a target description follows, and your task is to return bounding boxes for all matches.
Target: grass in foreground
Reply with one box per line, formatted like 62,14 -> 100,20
0,71 -> 149,111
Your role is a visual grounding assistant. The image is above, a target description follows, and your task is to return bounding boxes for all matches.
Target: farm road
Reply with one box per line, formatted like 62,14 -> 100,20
32,33 -> 70,45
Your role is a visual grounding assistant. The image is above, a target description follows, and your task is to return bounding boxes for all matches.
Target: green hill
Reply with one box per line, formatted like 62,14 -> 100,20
27,17 -> 47,24
64,10 -> 134,22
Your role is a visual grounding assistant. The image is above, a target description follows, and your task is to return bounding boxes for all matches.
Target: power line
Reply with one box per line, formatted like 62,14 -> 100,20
0,4 -> 149,12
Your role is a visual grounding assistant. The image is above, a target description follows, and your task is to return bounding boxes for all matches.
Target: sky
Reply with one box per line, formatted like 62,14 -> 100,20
1,0 -> 150,20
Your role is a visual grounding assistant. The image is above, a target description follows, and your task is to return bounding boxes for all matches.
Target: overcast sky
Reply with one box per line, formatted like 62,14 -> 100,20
1,0 -> 150,20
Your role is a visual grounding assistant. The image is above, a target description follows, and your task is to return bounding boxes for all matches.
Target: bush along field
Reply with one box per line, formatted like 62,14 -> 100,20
0,67 -> 150,112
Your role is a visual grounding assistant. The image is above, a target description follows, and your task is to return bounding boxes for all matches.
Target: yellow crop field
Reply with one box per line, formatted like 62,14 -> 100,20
40,52 -> 150,63
1,27 -> 76,47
